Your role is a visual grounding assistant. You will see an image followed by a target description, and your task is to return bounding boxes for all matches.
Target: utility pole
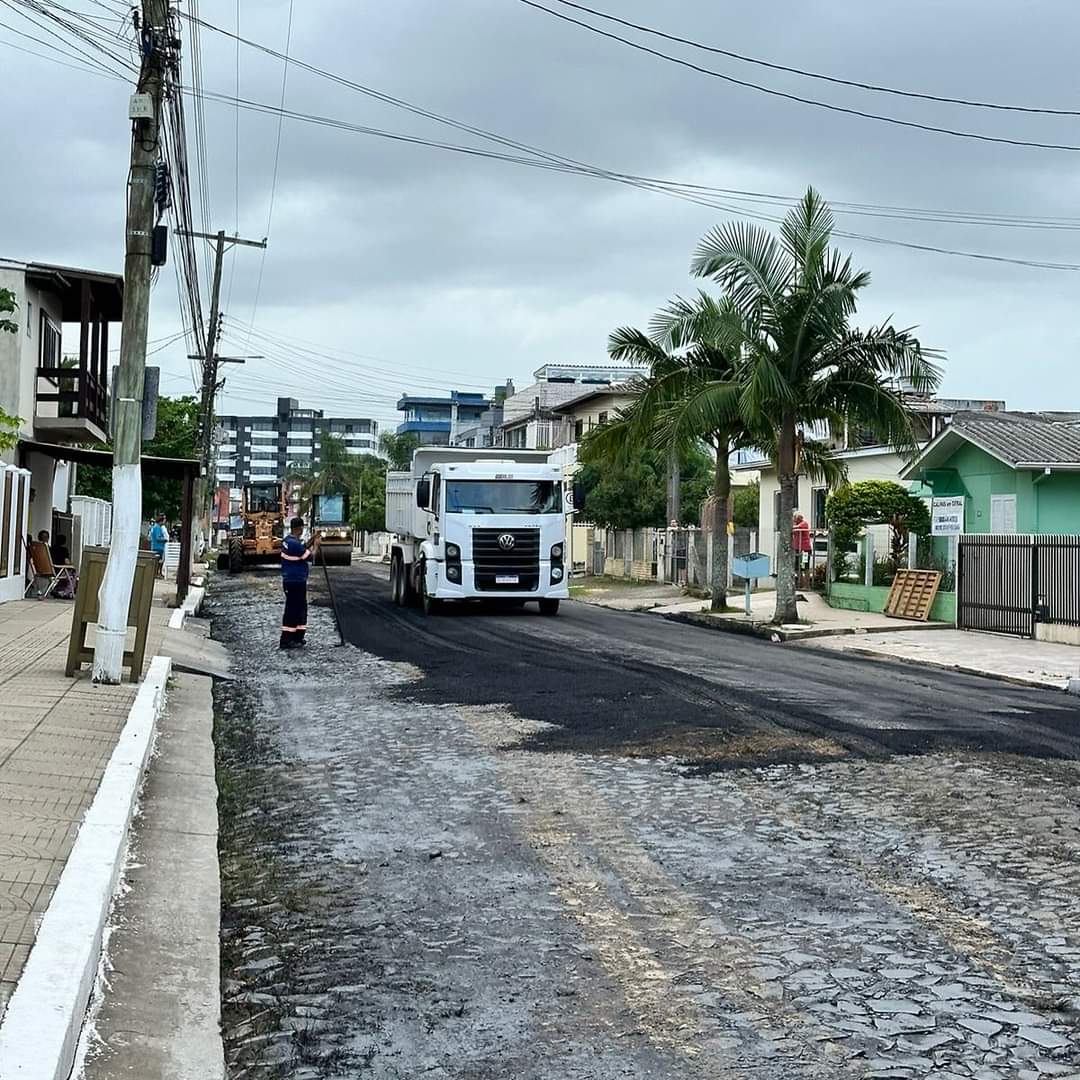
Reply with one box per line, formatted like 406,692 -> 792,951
177,229 -> 266,538
93,0 -> 170,683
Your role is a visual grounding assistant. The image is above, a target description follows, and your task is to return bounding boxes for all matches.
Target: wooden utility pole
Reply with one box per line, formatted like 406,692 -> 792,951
92,0 -> 170,683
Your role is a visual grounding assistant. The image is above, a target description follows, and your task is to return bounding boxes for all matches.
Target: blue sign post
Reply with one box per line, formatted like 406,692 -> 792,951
731,552 -> 770,616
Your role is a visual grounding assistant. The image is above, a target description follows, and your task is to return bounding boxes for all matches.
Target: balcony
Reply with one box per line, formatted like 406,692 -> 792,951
28,263 -> 122,445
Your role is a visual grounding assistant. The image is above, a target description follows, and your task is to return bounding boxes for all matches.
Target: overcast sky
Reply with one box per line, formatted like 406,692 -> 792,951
4,0 -> 1080,431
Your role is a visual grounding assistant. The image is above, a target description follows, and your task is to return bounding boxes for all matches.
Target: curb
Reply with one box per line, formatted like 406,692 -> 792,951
658,609 -> 953,643
0,655 -> 173,1080
820,644 -> 1069,693
168,585 -> 205,630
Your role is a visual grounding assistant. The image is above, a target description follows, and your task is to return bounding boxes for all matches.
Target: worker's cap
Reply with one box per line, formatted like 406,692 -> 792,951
289,516 -> 305,530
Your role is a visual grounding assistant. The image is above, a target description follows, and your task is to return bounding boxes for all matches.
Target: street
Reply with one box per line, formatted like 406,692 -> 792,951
212,565 -> 1080,1079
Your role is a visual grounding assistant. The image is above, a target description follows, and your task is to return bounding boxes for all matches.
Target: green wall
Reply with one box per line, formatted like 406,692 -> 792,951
1033,473 -> 1080,533
924,442 -> 1080,535
827,580 -> 956,623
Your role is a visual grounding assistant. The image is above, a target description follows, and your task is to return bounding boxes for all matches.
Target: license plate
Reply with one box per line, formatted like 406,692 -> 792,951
495,575 -> 519,585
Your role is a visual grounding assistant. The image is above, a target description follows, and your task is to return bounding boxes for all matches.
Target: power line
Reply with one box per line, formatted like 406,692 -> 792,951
514,0 -> 1080,153
539,0 -> 1080,118
183,86 -> 1080,272
244,0 -> 294,341
176,12 -> 1080,237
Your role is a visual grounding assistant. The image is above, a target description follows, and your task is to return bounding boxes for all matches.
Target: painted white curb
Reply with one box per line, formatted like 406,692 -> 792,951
168,585 -> 205,630
0,655 -> 172,1080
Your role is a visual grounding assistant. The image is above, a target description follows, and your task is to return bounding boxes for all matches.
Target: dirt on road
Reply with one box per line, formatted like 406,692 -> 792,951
210,567 -> 1080,1079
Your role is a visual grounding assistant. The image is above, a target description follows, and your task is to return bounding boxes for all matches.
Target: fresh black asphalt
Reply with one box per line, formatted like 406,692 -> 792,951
320,563 -> 1080,770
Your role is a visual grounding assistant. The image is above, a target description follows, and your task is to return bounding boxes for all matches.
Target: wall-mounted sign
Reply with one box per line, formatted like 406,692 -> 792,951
931,496 -> 965,536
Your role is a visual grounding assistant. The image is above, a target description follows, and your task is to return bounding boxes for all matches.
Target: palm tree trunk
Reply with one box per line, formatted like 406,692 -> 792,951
710,437 -> 730,611
773,413 -> 800,624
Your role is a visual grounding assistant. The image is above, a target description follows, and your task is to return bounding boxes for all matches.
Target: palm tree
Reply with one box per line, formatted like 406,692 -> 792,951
288,432 -> 362,516
589,293 -> 752,610
690,187 -> 942,623
378,431 -> 420,471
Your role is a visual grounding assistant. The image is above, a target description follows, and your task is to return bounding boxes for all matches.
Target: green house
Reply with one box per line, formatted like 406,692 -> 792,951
902,411 -> 1080,534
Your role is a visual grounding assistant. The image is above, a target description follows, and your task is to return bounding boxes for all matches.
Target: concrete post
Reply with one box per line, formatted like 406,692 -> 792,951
907,530 -> 918,570
727,531 -> 735,591
864,533 -> 875,588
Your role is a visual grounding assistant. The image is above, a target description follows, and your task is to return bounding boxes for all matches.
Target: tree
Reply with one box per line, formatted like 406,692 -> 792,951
288,434 -> 390,532
0,288 -> 17,335
691,188 -> 942,622
733,480 -> 759,529
76,394 -> 199,519
586,292 -> 785,608
826,480 -> 930,577
0,289 -> 21,450
378,430 -> 420,471
575,446 -> 711,531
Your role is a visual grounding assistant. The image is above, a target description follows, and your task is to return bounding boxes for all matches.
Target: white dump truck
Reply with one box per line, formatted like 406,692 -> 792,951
385,448 -> 571,615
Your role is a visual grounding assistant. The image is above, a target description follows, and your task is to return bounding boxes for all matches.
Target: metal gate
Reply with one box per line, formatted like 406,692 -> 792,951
667,528 -> 688,585
958,534 -> 1080,638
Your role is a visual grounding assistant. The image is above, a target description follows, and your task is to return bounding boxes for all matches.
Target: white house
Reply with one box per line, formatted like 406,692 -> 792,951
732,397 -> 1005,570
0,258 -> 122,595
500,363 -> 642,450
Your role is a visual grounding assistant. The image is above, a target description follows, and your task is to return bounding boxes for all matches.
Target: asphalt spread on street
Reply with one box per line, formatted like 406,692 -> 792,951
320,563 -> 1080,770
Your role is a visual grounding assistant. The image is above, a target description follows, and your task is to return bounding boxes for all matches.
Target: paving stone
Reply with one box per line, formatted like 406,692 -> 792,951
958,1017 -> 1004,1037
1018,1027 -> 1072,1051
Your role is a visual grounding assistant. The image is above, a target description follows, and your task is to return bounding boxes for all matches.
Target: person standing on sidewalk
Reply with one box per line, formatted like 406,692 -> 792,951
281,516 -> 319,649
149,514 -> 170,577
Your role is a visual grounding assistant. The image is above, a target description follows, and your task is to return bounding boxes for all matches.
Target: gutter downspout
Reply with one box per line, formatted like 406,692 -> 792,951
1032,466 -> 1052,532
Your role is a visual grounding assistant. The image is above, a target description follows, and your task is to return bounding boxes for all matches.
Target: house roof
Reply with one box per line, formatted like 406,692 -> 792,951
902,411 -> 1080,477
3,259 -> 124,321
550,382 -> 636,414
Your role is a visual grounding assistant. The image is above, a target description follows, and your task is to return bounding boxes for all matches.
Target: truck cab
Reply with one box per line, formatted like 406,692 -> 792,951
386,450 -> 570,615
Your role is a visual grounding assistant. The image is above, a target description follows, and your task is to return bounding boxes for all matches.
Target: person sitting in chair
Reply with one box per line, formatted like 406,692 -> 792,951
50,534 -> 76,599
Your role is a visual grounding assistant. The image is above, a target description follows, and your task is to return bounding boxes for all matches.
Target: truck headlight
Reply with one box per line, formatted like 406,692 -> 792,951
551,565 -> 563,582
551,543 -> 563,560
447,564 -> 461,582
446,543 -> 460,559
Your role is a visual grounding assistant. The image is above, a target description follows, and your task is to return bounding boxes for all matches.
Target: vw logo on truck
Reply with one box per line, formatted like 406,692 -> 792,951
498,533 -> 516,550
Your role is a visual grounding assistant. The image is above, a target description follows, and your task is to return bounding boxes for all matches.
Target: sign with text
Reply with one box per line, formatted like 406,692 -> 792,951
931,496 -> 965,536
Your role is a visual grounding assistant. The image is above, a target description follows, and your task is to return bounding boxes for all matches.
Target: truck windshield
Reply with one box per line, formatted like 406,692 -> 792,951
445,480 -> 562,515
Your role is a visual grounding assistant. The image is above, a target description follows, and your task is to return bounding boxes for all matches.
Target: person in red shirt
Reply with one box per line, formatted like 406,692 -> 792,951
793,513 -> 812,555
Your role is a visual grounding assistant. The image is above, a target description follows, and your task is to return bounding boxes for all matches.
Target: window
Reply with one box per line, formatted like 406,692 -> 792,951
598,411 -> 608,425
812,487 -> 827,530
0,473 -> 11,577
990,493 -> 1017,534
26,301 -> 32,338
445,480 -> 562,515
39,312 -> 61,369
574,419 -> 584,441
14,476 -> 26,575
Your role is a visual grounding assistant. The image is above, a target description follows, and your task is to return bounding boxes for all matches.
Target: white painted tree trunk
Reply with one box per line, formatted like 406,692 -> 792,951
92,464 -> 141,683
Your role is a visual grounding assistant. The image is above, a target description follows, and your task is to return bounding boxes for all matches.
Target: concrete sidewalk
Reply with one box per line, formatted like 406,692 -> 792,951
801,627 -> 1080,691
0,596 -> 171,1017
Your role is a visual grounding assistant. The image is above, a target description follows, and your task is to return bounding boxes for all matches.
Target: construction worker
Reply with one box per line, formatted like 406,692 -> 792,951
280,516 -> 319,649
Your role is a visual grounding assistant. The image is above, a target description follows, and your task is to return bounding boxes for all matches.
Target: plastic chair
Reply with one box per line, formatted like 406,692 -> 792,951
24,541 -> 77,600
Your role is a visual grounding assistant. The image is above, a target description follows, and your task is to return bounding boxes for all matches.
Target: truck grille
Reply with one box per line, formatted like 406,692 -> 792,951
472,528 -> 540,592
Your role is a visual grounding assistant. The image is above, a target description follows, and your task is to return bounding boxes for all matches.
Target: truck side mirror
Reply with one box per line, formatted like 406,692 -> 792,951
572,481 -> 586,513
415,478 -> 430,508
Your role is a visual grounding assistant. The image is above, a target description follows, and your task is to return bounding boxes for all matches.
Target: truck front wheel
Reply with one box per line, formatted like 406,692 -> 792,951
419,559 -> 441,615
538,598 -> 560,616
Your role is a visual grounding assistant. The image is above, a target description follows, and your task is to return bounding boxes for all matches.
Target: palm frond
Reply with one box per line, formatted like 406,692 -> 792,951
781,187 -> 834,283
690,220 -> 790,314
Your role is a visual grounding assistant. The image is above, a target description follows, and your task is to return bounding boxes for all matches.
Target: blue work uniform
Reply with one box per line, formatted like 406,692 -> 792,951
280,534 -> 313,648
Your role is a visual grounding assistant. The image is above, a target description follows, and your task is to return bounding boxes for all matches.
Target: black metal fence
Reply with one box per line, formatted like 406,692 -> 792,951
958,534 -> 1080,638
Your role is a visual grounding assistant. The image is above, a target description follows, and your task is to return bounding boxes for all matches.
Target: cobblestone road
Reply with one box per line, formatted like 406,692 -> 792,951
212,569 -> 1080,1079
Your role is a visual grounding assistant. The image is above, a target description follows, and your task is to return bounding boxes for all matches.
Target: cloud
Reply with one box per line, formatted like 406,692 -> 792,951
2,0 -> 1078,428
